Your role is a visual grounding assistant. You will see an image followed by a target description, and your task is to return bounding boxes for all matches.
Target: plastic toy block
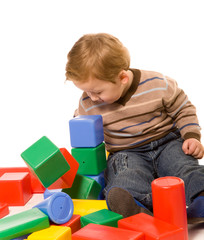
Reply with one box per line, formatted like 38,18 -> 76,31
69,115 -> 104,148
43,188 -> 62,199
0,202 -> 9,219
62,174 -> 102,199
48,148 -> 79,189
34,192 -> 73,224
71,143 -> 107,175
80,209 -> 123,228
53,214 -> 81,234
72,223 -> 144,240
27,225 -> 71,240
118,213 -> 184,240
0,172 -> 32,206
152,177 -> 188,240
0,208 -> 49,240
0,167 -> 45,193
21,136 -> 70,188
86,171 -> 105,199
73,199 -> 108,216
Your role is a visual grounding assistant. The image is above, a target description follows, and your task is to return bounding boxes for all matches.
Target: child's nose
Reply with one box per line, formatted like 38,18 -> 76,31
89,93 -> 99,102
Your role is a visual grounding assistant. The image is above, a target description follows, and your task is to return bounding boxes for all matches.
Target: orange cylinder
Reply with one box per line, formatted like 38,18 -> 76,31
152,177 -> 188,240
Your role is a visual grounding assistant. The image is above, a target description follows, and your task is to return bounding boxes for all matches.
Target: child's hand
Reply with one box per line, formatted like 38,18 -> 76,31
182,138 -> 204,159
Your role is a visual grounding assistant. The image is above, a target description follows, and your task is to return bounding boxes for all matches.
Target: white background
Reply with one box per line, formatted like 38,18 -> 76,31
0,0 -> 204,167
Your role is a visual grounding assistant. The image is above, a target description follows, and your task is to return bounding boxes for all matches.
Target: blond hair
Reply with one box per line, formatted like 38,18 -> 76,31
65,33 -> 130,83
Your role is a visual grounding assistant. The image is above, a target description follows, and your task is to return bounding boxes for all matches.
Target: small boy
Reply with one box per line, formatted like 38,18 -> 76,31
65,33 -> 204,223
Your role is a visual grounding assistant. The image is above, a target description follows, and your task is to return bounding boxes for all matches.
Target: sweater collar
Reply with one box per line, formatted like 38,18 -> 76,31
116,68 -> 141,105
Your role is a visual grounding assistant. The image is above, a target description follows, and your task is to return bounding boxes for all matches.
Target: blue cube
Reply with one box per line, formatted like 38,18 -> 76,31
69,115 -> 104,148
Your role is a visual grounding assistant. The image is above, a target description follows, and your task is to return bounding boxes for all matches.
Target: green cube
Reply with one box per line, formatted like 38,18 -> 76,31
80,209 -> 123,227
21,136 -> 70,188
62,174 -> 101,199
71,143 -> 107,175
0,208 -> 49,240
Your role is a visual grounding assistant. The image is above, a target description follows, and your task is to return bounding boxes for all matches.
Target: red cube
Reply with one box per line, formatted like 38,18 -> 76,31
0,172 -> 32,206
48,148 -> 79,189
0,167 -> 45,193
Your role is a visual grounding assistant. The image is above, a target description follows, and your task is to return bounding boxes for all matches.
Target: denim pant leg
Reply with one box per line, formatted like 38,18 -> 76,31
156,135 -> 204,206
103,150 -> 155,211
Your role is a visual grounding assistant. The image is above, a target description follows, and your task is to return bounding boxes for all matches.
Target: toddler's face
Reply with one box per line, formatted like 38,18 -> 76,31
73,77 -> 125,104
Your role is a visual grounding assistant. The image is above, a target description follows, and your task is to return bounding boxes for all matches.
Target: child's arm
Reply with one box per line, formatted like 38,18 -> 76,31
182,138 -> 204,159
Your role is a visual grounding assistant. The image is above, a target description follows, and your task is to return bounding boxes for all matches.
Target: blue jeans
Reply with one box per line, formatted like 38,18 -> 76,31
103,130 -> 204,211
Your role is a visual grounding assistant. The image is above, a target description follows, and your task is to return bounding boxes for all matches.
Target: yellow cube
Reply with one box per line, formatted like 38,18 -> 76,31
27,226 -> 71,240
73,199 -> 108,216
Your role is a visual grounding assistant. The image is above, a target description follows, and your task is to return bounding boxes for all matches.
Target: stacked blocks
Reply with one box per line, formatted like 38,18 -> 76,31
21,136 -> 70,188
69,115 -> 104,148
69,115 -> 107,199
118,177 -> 188,240
0,172 -> 32,206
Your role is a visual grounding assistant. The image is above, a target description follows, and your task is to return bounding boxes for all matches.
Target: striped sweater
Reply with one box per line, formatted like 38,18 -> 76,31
74,69 -> 201,153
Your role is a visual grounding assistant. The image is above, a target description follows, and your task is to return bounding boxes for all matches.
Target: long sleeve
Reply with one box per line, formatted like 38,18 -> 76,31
163,76 -> 201,141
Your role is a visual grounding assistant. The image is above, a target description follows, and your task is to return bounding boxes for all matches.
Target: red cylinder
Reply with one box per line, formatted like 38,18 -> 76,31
152,177 -> 188,240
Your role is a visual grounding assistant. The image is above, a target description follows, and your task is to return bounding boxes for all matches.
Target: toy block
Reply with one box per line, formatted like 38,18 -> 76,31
21,136 -> 70,188
71,143 -> 107,175
80,209 -> 123,228
0,208 -> 49,240
0,202 -> 9,219
52,214 -> 81,234
69,115 -> 104,148
27,225 -> 71,240
62,174 -> 101,199
0,167 -> 45,193
43,188 -> 62,199
48,148 -> 79,189
152,177 -> 188,240
118,213 -> 184,240
73,199 -> 108,216
0,172 -> 32,206
85,171 -> 105,199
72,223 -> 145,240
34,192 -> 73,224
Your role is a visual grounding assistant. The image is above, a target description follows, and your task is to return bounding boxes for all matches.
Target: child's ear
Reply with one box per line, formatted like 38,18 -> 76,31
118,70 -> 129,84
